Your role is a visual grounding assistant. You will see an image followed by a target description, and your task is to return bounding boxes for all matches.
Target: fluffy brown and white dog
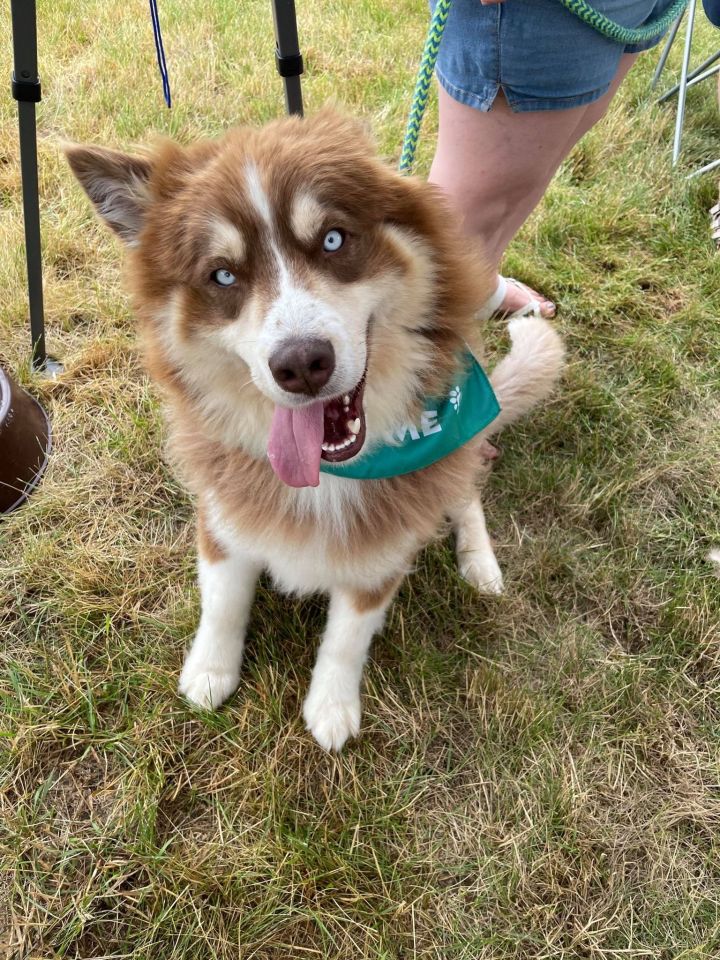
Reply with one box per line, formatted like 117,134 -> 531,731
66,108 -> 563,751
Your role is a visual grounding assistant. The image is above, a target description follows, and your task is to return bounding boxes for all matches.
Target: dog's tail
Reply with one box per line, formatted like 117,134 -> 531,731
487,317 -> 565,433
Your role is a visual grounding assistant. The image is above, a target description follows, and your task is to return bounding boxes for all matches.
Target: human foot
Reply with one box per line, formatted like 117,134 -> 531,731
479,276 -> 556,322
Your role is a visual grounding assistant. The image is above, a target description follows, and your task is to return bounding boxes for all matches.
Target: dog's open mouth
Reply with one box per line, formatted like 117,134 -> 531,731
267,373 -> 367,488
320,374 -> 366,464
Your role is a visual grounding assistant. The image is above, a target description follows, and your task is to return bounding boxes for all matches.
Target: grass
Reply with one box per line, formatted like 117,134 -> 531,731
2,1 -> 720,957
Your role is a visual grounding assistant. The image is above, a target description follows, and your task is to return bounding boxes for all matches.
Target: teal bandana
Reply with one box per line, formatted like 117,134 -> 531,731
320,350 -> 500,481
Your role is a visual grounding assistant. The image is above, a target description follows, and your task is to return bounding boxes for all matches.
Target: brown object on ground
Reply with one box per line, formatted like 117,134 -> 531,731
0,365 -> 51,515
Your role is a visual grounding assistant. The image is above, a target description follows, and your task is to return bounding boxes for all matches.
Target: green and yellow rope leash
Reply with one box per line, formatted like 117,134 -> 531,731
557,0 -> 690,44
399,0 -> 453,172
399,0 -> 690,174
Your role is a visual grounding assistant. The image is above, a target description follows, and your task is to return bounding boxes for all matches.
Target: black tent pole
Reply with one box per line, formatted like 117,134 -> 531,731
10,0 -> 47,371
270,0 -> 304,116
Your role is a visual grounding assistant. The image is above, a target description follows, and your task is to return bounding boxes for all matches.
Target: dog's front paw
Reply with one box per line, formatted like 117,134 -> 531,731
179,663 -> 239,710
303,681 -> 361,752
459,550 -> 505,595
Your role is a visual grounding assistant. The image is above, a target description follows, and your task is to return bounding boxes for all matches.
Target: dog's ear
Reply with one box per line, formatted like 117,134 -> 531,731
64,144 -> 154,246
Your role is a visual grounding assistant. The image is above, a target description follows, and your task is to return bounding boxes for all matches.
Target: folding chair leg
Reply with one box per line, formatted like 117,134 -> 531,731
687,156 -> 720,179
658,48 -> 720,103
10,0 -> 47,370
270,0 -> 304,117
652,9 -> 686,90
672,0 -> 697,167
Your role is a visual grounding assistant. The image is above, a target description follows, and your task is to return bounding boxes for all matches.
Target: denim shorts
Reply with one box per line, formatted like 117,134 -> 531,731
431,0 -> 675,112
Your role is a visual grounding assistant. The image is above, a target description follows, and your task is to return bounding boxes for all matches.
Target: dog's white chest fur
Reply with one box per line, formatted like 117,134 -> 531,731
206,479 -> 418,596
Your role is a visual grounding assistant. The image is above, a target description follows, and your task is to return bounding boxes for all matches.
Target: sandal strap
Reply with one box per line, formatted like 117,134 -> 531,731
477,276 -> 507,322
504,277 -> 543,319
479,275 -> 554,322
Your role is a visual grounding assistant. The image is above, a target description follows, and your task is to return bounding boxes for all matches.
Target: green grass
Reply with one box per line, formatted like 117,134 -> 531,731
2,2 -> 720,957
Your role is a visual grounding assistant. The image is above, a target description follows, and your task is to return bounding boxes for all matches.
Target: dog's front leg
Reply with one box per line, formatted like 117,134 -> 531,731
303,581 -> 399,752
452,495 -> 504,595
179,524 -> 261,710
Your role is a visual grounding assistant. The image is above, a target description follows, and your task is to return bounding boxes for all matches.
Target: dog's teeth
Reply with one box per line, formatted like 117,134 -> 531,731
327,443 -> 336,452
347,418 -> 361,434
321,442 -> 330,451
343,395 -> 350,405
349,433 -> 357,443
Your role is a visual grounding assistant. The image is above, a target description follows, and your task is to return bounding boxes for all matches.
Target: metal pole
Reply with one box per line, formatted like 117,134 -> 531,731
686,156 -> 720,179
270,0 -> 304,116
672,0 -> 696,167
10,0 -> 47,370
651,10 -> 685,90
677,62 -> 720,93
658,48 -> 720,102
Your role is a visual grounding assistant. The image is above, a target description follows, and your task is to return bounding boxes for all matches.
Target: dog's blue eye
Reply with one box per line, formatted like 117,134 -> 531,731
213,268 -> 236,286
322,229 -> 344,253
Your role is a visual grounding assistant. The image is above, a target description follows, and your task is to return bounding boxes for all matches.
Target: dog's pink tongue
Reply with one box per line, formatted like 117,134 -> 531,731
267,401 -> 325,488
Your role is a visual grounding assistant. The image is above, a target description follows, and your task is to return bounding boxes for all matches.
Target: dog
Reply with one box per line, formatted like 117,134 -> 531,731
65,108 -> 564,751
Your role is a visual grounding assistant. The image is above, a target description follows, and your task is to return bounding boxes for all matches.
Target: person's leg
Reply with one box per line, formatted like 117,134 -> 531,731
429,53 -> 637,316
562,53 -> 638,148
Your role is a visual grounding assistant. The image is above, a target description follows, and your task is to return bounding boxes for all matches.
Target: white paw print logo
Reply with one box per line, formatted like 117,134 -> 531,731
449,385 -> 462,411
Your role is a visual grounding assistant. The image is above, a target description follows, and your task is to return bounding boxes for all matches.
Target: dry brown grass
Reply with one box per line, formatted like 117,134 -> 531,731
2,2 -> 720,957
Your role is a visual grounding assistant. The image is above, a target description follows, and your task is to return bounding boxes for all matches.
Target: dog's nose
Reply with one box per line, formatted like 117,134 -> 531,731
268,338 -> 336,395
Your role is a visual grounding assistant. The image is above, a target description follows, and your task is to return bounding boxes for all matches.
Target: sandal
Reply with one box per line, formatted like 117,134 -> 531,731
711,201 -> 720,249
478,275 -> 556,322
